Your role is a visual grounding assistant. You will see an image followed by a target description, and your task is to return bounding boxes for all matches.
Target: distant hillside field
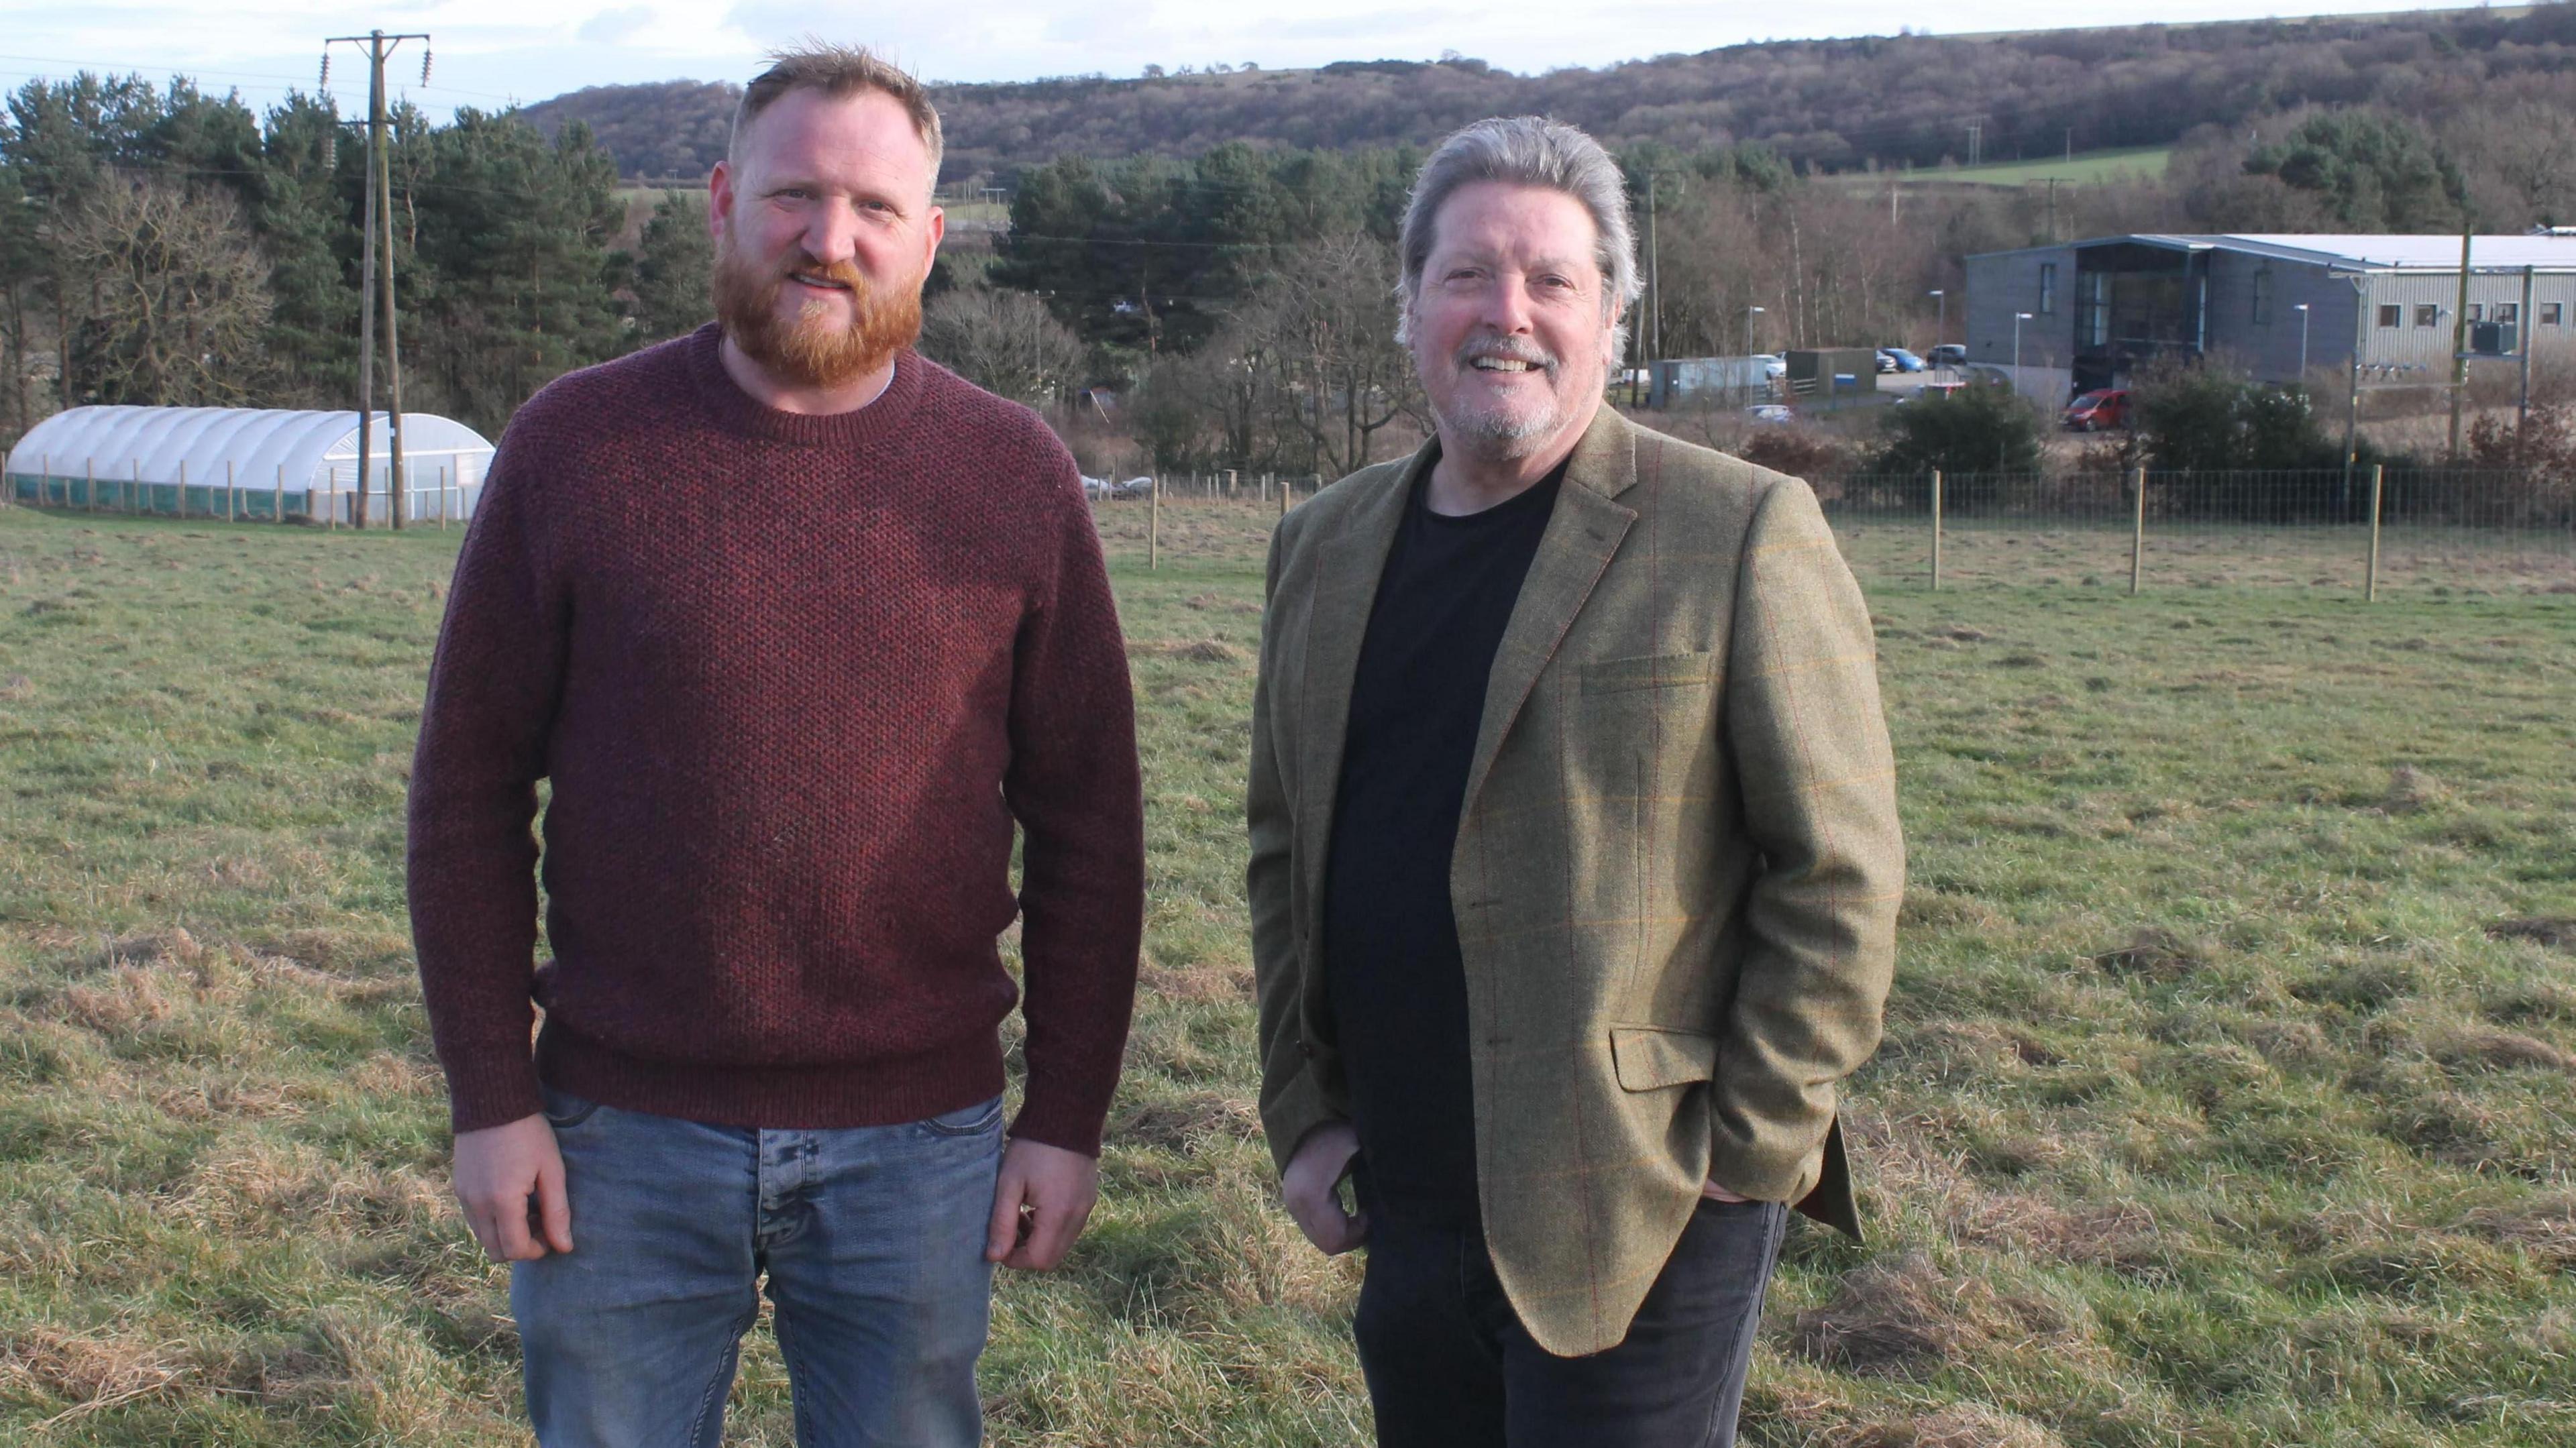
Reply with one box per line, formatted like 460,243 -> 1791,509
519,7 -> 2576,182
1890,147 -> 2176,189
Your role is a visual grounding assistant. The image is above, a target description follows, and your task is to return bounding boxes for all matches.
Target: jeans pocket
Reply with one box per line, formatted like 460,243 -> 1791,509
918,1095 -> 1005,1139
540,1087 -> 600,1131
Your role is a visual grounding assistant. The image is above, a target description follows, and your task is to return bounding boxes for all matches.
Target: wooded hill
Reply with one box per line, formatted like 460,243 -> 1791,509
522,5 -> 2576,183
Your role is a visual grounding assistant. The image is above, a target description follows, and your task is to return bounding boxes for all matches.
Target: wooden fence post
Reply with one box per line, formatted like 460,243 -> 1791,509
227,460 -> 237,522
328,467 -> 339,531
177,459 -> 187,519
2365,463 -> 2385,603
2129,467 -> 2147,596
278,464 -> 287,524
1929,469 -> 1943,591
1148,476 -> 1161,571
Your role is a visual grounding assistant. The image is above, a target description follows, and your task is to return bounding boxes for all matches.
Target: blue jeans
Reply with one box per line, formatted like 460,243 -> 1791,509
512,1085 -> 1005,1447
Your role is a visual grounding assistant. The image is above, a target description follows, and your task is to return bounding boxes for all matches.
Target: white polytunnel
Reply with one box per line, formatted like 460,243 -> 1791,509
3,406 -> 496,524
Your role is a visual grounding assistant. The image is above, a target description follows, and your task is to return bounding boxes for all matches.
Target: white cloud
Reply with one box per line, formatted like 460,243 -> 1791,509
578,6 -> 656,46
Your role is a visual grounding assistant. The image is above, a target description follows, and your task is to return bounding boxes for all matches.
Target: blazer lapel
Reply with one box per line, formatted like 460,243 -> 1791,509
1292,443 -> 1426,914
1456,408 -> 1640,825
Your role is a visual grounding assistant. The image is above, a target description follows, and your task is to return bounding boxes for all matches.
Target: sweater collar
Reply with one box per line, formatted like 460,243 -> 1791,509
685,323 -> 928,447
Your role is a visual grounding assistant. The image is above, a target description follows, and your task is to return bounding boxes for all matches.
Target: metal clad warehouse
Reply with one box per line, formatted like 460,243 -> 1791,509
1963,232 -> 2576,402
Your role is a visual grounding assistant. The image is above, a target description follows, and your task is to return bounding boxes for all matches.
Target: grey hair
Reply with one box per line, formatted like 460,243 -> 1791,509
1394,115 -> 1643,361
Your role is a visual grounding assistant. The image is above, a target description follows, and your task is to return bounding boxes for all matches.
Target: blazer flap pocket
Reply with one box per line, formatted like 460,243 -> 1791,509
1581,651 -> 1716,695
1611,1026 -> 1719,1091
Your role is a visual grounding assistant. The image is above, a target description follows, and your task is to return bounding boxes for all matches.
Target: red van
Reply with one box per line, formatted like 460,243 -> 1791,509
2063,388 -> 2130,431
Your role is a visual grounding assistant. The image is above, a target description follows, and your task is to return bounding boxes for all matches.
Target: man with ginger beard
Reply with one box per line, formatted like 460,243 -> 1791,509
406,43 -> 1142,1447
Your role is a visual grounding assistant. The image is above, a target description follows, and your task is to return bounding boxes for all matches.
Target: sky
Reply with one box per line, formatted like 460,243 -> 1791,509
0,0 -> 2514,121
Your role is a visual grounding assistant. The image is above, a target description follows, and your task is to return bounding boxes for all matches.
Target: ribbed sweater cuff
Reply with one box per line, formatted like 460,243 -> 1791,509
442,1047 -> 545,1135
1009,1090 -> 1112,1158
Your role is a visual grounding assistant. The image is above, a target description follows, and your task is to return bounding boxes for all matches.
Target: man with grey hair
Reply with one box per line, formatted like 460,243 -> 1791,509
1247,115 -> 1903,1445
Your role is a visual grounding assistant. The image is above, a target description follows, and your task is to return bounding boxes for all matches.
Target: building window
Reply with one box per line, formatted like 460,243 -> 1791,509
2498,302 -> 2520,324
2378,304 -> 2402,328
2467,303 -> 2485,323
2416,304 -> 2440,328
2546,302 -> 2565,326
2251,270 -> 2272,325
2078,272 -> 2109,345
2038,262 -> 2057,316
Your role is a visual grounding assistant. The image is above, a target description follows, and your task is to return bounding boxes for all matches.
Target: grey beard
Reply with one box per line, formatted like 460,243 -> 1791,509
1436,392 -> 1566,455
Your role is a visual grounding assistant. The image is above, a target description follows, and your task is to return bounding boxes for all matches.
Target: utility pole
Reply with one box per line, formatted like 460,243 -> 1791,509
2045,178 -> 2058,243
325,27 -> 431,528
1967,121 -> 1982,168
2341,274 -> 2367,512
2447,223 -> 2473,465
1646,172 -> 1661,369
2518,264 -> 2536,437
2064,127 -> 2073,163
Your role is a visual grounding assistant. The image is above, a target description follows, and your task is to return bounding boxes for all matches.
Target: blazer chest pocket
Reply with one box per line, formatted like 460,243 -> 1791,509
1611,1025 -> 1719,1091
1580,651 -> 1716,695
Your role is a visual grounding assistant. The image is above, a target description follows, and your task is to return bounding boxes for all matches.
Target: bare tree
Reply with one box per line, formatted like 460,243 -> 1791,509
1244,233 -> 1419,474
2447,99 -> 2576,229
919,286 -> 1087,407
52,177 -> 272,407
1130,329 -> 1277,470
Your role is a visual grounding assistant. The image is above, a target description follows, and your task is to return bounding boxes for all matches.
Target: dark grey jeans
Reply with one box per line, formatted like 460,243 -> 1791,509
1351,1182 -> 1788,1448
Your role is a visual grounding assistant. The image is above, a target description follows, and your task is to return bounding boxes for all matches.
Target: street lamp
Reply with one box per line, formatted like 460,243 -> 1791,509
2013,311 -> 2033,376
2294,302 -> 2311,382
1743,304 -> 1766,355
1928,289 -> 1945,350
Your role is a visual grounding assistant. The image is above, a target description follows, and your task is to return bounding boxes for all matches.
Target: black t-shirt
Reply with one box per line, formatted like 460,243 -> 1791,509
1322,457 -> 1566,1227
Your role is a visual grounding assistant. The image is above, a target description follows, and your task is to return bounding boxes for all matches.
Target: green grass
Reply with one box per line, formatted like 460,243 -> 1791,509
1,503 -> 2571,1444
1835,146 -> 2174,190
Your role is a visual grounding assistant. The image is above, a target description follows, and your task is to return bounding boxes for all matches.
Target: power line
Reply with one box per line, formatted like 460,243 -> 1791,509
0,50 -> 524,105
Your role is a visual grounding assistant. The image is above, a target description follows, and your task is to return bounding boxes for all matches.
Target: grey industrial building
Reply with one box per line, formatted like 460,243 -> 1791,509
1961,232 -> 2576,402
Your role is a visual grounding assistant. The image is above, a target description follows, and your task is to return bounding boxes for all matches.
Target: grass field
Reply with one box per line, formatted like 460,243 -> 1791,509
1,502 -> 2572,1445
1831,146 -> 2174,192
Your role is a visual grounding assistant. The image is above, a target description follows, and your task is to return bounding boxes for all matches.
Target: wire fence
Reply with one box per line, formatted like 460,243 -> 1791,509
1089,465 -> 2576,597
9,454 -> 2566,596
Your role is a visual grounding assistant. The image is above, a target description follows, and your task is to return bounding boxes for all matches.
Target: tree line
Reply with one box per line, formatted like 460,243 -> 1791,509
0,73 -> 637,447
11,54 -> 2576,485
521,6 -> 2576,187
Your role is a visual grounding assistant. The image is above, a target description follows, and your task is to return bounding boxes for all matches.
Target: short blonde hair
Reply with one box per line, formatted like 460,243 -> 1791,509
730,42 -> 944,183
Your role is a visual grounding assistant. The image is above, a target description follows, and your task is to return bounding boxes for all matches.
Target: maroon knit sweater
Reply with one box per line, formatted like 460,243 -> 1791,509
407,326 -> 1142,1154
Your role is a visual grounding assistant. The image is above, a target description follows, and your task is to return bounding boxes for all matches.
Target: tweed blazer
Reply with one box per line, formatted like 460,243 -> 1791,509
1247,404 -> 1904,1357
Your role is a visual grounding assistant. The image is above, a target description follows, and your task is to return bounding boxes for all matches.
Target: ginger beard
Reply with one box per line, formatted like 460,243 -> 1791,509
712,223 -> 923,390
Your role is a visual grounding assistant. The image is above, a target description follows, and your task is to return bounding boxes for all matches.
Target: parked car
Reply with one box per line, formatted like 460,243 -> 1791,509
1873,349 -> 1898,374
1880,346 -> 1927,372
1081,476 -> 1155,500
1744,402 -> 1795,424
1750,353 -> 1786,382
2063,388 -> 2131,431
1927,344 -> 1968,369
